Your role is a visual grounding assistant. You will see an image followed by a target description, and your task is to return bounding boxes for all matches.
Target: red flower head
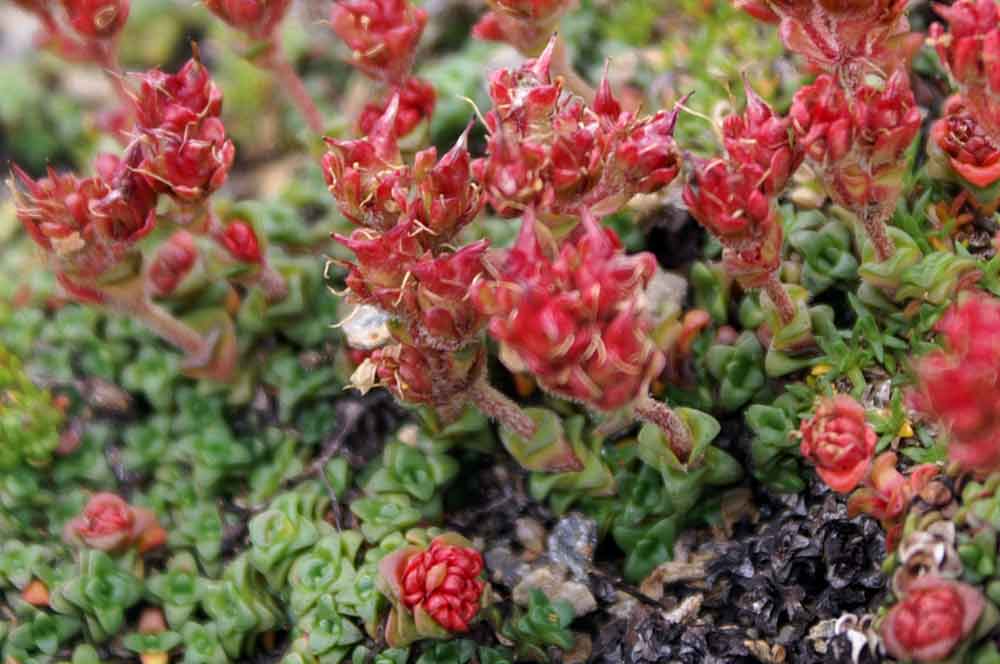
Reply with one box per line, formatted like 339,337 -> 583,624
610,105 -> 684,197
799,394 -> 877,493
930,0 -> 1000,134
202,0 -> 291,40
474,132 -> 549,219
379,535 -> 486,635
400,539 -> 485,632
722,79 -> 803,195
411,126 -> 483,241
929,96 -> 1000,204
90,149 -> 158,243
737,0 -> 919,88
882,576 -> 985,662
359,77 -> 436,139
485,39 -> 562,135
149,230 -> 198,297
409,242 -> 490,347
10,159 -> 154,288
472,0 -> 576,54
475,210 -> 662,411
61,0 -> 129,40
64,492 -> 167,553
324,95 -> 410,229
216,219 -> 262,264
330,0 -> 427,84
915,293 -> 1000,471
789,74 -> 854,167
335,220 -> 423,314
848,452 -> 938,548
139,117 -> 236,204
133,56 -> 223,133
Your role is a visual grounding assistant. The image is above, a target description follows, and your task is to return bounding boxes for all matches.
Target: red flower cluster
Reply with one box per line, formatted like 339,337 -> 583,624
473,210 -> 662,412
64,492 -> 167,554
473,0 -> 576,54
15,0 -> 130,64
930,0 -> 1000,137
132,57 -> 235,207
330,0 -> 427,84
914,293 -> 1000,472
474,39 -> 683,222
202,0 -> 291,41
882,575 -> 985,662
10,156 -> 156,299
929,96 -> 1000,213
790,71 -> 920,258
799,394 -> 877,494
399,539 -> 486,632
847,452 -> 938,549
734,0 -> 920,89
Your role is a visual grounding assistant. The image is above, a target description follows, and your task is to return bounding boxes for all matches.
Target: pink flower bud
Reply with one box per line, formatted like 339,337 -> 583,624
64,492 -> 167,553
217,220 -> 262,264
61,0 -> 129,40
358,77 -> 436,139
202,0 -> 290,40
882,576 -> 985,662
799,394 -> 876,493
148,230 -> 198,297
330,0 -> 427,84
133,57 -> 223,133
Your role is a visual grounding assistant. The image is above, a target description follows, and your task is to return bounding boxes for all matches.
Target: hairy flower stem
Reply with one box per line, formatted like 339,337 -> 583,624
103,281 -> 214,363
763,273 -> 797,327
263,41 -> 324,134
551,35 -> 595,104
634,396 -> 693,463
862,207 -> 896,262
257,263 -> 289,302
469,379 -> 538,439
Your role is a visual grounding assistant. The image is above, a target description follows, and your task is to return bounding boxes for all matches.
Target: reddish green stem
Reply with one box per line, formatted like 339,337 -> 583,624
470,379 -> 538,439
634,396 -> 693,463
763,273 -> 797,327
264,41 -> 324,134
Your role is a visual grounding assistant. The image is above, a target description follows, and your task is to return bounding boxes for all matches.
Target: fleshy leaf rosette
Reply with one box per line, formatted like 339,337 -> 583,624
735,0 -> 921,89
914,293 -> 1000,472
473,209 -> 662,413
929,0 -> 1000,136
377,533 -> 488,647
847,452 -> 938,550
330,0 -> 427,84
928,96 -> 1000,213
882,575 -> 990,662
798,394 -> 876,493
64,492 -> 167,554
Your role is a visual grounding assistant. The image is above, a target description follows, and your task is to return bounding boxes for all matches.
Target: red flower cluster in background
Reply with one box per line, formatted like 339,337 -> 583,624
929,96 -> 1000,212
473,0 -> 576,54
202,0 -> 291,42
914,293 -> 1000,472
882,576 -> 986,662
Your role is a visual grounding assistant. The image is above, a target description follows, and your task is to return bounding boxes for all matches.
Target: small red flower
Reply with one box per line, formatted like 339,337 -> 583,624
61,0 -> 129,40
722,79 -> 803,195
133,56 -> 223,133
202,0 -> 291,41
216,220 -> 262,264
789,74 -> 854,167
929,96 -> 1000,207
472,0 -> 575,53
138,118 -> 236,204
335,220 -> 423,314
330,0 -> 427,84
398,539 -> 485,632
882,575 -> 985,662
359,77 -> 436,139
410,241 -> 489,347
149,230 -> 198,297
64,492 -> 167,553
915,293 -> 1000,471
323,96 -> 410,229
799,394 -> 877,493
411,126 -> 483,241
368,342 -> 482,407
